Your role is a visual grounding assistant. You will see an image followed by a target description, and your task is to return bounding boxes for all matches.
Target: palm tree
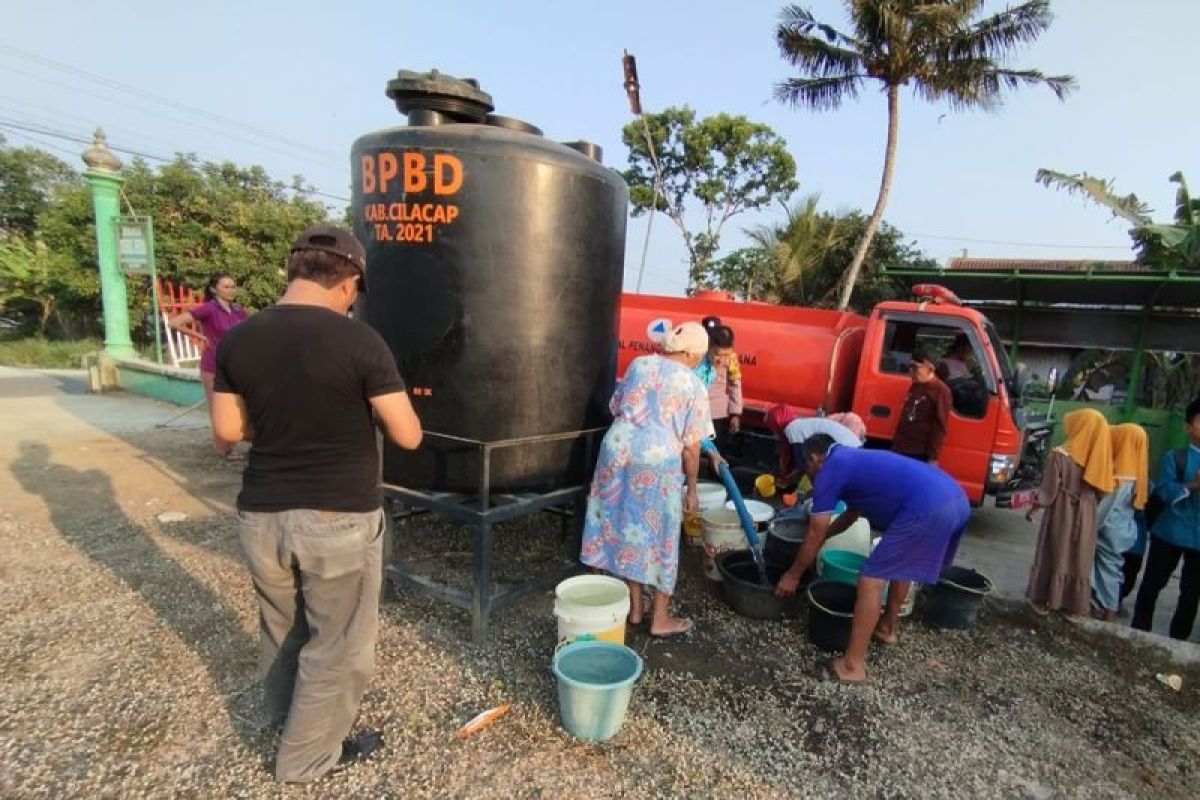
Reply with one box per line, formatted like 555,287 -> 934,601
746,194 -> 852,304
1034,168 -> 1152,225
775,0 -> 1076,309
1036,169 -> 1200,270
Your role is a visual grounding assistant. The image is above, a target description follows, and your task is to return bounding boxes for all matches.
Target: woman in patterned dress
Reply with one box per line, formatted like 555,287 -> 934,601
580,322 -> 713,637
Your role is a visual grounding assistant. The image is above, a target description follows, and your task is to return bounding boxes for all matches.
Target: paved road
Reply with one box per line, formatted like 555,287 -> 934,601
955,471 -> 1194,645
0,365 -> 206,440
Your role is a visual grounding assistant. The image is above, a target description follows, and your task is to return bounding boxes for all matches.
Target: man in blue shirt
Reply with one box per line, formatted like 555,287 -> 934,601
776,434 -> 970,683
1132,397 -> 1200,640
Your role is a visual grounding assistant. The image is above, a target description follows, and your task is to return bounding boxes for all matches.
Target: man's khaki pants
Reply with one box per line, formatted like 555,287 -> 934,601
238,507 -> 384,783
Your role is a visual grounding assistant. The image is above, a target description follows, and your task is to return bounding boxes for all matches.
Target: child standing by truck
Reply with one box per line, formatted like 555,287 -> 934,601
696,318 -> 743,449
1131,396 -> 1200,639
1091,423 -> 1148,621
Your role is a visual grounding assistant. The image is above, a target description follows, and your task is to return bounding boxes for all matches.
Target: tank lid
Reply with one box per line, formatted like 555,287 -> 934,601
562,140 -> 603,164
485,114 -> 543,136
386,69 -> 495,123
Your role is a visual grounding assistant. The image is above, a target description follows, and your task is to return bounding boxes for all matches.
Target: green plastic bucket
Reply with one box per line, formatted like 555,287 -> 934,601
818,549 -> 867,586
552,639 -> 643,742
815,548 -> 912,612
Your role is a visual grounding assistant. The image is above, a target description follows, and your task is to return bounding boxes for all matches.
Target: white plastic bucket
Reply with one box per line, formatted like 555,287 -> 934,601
818,518 -> 873,558
701,508 -> 746,549
696,481 -> 727,511
701,508 -> 751,581
554,575 -> 630,645
724,498 -> 775,524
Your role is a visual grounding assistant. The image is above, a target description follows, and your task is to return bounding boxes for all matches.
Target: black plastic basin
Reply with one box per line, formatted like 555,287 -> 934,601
717,551 -> 812,620
924,565 -> 992,630
764,517 -> 806,564
805,580 -> 856,652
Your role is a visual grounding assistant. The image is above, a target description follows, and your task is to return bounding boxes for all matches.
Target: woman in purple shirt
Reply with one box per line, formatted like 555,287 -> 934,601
168,273 -> 248,457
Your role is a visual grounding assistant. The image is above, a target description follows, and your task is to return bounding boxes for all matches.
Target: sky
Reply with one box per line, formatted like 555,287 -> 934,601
3,0 -> 1197,297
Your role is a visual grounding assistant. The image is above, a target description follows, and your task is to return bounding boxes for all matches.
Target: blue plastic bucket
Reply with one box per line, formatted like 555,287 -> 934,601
552,639 -> 644,742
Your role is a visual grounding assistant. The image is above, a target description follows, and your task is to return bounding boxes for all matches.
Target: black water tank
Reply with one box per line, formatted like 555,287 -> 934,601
351,70 -> 628,492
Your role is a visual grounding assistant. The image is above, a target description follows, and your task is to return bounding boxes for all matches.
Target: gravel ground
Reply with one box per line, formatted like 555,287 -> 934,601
2,427 -> 1198,799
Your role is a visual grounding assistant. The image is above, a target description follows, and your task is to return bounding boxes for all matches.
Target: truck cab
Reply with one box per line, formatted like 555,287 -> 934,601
853,286 -> 1024,504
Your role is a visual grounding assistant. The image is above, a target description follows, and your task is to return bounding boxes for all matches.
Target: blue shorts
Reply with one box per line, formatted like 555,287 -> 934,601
861,495 -> 971,584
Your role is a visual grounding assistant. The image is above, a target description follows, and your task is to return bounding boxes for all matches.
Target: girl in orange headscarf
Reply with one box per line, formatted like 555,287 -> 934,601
1091,423 -> 1149,620
1025,408 -> 1116,621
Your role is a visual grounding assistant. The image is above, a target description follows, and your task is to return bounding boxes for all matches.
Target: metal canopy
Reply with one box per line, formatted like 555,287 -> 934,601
885,261 -> 1200,413
975,305 -> 1199,353
885,263 -> 1200,354
895,269 -> 1200,310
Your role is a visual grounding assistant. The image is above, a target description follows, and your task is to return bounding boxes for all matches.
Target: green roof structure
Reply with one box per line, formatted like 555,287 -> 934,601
885,257 -> 1200,415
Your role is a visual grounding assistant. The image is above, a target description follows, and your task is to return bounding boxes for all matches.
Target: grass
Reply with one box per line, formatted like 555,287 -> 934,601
0,335 -> 162,368
0,336 -> 105,369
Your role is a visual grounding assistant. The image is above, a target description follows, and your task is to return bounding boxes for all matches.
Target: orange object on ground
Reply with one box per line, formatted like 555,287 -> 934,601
456,704 -> 511,739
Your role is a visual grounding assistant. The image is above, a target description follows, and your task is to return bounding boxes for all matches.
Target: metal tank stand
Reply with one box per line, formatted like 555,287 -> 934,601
382,427 -> 606,644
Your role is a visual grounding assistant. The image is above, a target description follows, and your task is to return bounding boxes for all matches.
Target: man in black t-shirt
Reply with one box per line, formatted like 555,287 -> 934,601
212,226 -> 421,783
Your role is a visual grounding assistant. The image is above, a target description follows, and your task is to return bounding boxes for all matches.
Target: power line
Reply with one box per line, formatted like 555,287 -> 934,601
0,93 -> 215,162
0,92 -> 352,201
0,42 -> 340,162
907,231 -> 1131,250
0,118 -> 350,203
0,117 -> 172,161
0,127 -> 80,160
0,62 -> 345,169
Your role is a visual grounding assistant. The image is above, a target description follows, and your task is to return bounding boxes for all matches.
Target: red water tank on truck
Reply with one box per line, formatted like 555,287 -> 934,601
617,286 -> 1027,505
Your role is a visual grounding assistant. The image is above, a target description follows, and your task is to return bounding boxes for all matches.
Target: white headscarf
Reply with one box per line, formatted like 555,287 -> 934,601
662,321 -> 708,357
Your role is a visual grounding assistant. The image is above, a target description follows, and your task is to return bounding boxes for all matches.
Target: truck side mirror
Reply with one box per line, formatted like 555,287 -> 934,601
1047,367 -> 1059,394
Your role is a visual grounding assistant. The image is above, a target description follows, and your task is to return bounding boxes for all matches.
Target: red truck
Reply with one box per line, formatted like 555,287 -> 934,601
618,286 -> 1042,506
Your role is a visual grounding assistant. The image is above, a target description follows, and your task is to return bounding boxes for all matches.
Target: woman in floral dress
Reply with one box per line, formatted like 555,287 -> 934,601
581,322 -> 712,637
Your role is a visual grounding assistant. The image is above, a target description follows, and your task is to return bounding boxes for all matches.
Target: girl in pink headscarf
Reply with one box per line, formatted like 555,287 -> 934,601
765,404 -> 801,477
828,412 -> 867,441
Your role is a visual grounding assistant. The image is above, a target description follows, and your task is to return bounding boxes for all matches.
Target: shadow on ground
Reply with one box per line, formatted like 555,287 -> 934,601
9,440 -> 263,747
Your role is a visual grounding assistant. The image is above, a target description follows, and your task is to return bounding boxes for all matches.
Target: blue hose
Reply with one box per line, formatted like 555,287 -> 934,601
701,439 -> 769,584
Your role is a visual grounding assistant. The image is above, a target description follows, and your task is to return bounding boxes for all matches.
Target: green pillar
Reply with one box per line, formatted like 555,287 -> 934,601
1122,306 -> 1151,420
82,130 -> 135,359
1008,281 -> 1023,363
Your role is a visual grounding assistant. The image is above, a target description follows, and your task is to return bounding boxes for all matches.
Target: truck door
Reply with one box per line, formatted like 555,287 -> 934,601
853,313 -> 1000,504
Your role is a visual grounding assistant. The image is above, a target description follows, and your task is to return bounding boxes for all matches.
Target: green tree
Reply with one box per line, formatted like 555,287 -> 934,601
0,139 -> 97,335
775,0 -> 1075,309
622,106 -> 798,287
0,136 -> 80,238
703,194 -> 849,302
0,236 -> 96,334
1035,169 -> 1200,270
2,141 -> 332,338
37,154 -> 331,316
703,200 -> 936,314
703,246 -> 779,302
750,194 -> 854,304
